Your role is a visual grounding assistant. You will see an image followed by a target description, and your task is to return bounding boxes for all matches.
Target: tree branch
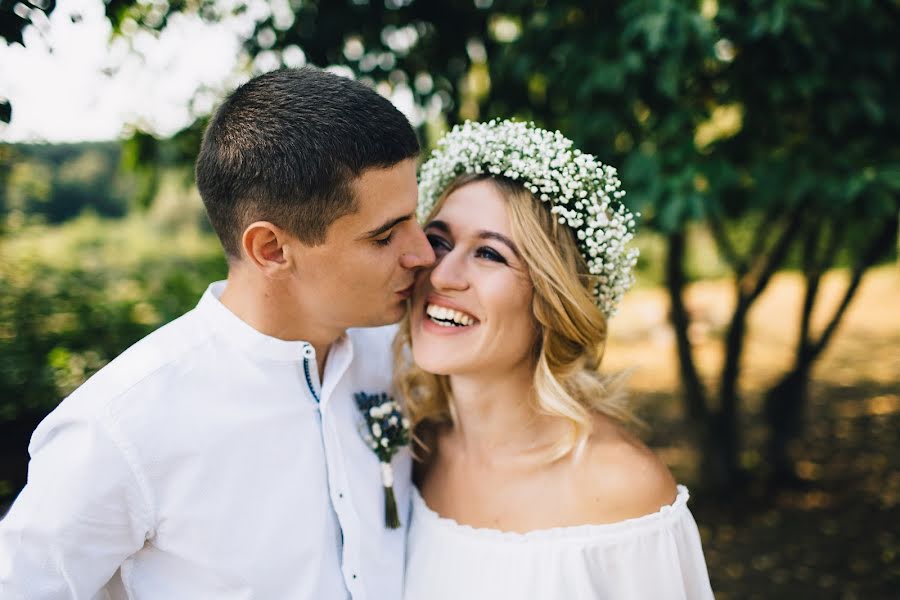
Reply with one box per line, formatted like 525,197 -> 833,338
740,204 -> 805,304
745,203 -> 784,276
666,231 -> 709,421
798,220 -> 823,353
811,217 -> 898,357
707,208 -> 746,274
817,218 -> 848,275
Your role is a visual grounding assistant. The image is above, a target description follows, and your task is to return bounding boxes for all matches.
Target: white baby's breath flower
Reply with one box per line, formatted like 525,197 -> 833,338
355,390 -> 410,530
418,119 -> 639,317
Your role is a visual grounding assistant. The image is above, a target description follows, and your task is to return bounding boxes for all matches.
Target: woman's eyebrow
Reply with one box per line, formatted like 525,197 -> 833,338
425,220 -> 451,234
477,230 -> 521,258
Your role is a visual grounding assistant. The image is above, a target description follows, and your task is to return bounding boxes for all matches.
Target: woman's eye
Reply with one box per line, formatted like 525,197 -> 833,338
476,246 -> 507,264
427,234 -> 451,253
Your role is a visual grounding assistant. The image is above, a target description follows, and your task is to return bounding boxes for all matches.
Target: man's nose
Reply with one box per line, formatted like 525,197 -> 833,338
399,223 -> 436,270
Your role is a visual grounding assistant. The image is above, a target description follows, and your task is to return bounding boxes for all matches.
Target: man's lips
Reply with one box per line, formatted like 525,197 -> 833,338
397,283 -> 415,299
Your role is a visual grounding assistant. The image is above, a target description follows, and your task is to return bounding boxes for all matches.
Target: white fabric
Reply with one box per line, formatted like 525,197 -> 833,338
404,484 -> 715,600
0,281 -> 411,600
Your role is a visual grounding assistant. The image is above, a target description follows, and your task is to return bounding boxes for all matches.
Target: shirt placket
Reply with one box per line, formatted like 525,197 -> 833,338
302,342 -> 365,600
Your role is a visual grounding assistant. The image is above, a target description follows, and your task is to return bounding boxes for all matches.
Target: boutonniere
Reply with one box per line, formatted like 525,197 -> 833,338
355,391 -> 411,529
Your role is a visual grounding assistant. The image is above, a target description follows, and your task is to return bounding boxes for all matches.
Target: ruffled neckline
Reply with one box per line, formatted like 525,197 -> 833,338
411,484 -> 692,544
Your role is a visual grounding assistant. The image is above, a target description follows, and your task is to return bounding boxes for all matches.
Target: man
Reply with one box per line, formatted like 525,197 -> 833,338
0,67 -> 435,599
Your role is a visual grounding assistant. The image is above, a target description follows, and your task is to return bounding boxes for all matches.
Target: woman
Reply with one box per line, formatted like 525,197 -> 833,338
397,120 -> 714,599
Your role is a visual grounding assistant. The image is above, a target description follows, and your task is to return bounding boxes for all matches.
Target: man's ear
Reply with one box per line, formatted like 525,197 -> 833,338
241,221 -> 294,277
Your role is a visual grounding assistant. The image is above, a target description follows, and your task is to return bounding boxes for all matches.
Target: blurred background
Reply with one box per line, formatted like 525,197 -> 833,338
1,0 -> 898,597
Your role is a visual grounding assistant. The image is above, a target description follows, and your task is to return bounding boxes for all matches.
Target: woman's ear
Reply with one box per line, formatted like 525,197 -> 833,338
241,221 -> 293,278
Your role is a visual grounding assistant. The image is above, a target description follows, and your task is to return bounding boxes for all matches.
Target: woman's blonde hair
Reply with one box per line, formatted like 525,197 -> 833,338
394,174 -> 635,464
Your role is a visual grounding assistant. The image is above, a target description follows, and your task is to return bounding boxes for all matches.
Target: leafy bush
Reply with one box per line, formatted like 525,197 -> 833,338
0,215 -> 226,421
1,142 -> 155,224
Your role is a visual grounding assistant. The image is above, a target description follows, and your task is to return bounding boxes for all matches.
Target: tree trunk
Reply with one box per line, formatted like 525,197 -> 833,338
712,295 -> 752,491
764,360 -> 813,485
764,216 -> 898,486
665,232 -> 708,422
666,232 -> 747,491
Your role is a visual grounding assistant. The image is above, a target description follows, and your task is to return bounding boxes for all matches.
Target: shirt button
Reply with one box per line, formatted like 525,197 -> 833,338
302,345 -> 315,359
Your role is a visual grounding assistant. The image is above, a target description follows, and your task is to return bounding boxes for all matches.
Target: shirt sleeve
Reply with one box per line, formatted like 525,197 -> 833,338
0,407 -> 153,599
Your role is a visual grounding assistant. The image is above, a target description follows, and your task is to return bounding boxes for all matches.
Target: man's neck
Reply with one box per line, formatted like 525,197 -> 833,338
218,271 -> 341,379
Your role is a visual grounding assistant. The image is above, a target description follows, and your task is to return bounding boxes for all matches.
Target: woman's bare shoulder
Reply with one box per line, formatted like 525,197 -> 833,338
568,414 -> 678,524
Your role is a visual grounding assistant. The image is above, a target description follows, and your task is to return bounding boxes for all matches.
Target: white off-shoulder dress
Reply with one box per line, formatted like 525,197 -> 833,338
404,484 -> 715,599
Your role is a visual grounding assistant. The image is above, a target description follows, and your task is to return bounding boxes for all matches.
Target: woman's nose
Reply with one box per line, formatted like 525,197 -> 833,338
428,250 -> 468,291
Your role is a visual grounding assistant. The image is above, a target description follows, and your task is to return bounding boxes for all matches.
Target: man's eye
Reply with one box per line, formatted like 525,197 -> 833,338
476,246 -> 507,264
374,231 -> 394,247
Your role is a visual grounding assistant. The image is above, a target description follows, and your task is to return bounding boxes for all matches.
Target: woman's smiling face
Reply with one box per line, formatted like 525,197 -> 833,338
410,179 -> 538,376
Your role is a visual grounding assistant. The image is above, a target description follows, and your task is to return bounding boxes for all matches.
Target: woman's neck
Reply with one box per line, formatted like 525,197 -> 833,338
445,365 -> 566,467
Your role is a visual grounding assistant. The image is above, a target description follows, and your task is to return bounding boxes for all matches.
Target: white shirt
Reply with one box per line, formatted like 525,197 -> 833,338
0,281 -> 411,600
404,485 -> 715,600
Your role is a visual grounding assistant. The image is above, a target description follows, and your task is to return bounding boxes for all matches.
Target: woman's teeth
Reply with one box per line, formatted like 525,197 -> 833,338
425,303 -> 476,327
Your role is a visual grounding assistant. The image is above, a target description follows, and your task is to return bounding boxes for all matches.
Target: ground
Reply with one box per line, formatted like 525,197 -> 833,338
603,265 -> 900,599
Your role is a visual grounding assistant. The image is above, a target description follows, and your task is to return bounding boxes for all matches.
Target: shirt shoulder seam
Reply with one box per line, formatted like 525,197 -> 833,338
87,324 -> 219,532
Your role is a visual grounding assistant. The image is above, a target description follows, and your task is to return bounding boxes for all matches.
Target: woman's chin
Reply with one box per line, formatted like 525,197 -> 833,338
411,317 -> 483,374
411,347 -> 469,377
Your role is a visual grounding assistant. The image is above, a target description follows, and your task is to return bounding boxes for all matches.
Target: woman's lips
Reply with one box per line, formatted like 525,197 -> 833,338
419,303 -> 479,335
423,296 -> 479,321
420,314 -> 478,335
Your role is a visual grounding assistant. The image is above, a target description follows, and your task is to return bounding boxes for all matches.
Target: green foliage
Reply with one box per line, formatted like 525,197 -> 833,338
712,0 -> 900,236
103,0 -> 898,248
1,142 -> 153,224
484,1 -> 719,233
3,0 -> 896,494
0,215 -> 226,421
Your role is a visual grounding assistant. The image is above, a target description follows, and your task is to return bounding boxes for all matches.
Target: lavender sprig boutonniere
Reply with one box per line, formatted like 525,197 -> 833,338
355,391 -> 410,529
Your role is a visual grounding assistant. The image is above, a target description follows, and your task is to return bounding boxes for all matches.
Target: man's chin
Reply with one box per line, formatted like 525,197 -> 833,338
361,301 -> 408,328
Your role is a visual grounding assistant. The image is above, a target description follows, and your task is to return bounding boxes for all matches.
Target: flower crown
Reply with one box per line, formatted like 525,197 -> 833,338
418,119 -> 639,318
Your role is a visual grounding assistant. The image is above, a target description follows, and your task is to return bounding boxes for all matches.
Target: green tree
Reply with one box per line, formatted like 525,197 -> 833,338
712,0 -> 900,484
35,0 -> 898,492
5,160 -> 52,217
4,143 -> 134,223
486,0 -> 899,489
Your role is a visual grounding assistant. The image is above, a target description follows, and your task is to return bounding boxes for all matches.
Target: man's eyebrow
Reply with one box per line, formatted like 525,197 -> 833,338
362,214 -> 413,239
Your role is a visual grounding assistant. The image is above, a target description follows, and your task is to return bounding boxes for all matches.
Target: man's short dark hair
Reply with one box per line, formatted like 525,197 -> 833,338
196,67 -> 420,257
